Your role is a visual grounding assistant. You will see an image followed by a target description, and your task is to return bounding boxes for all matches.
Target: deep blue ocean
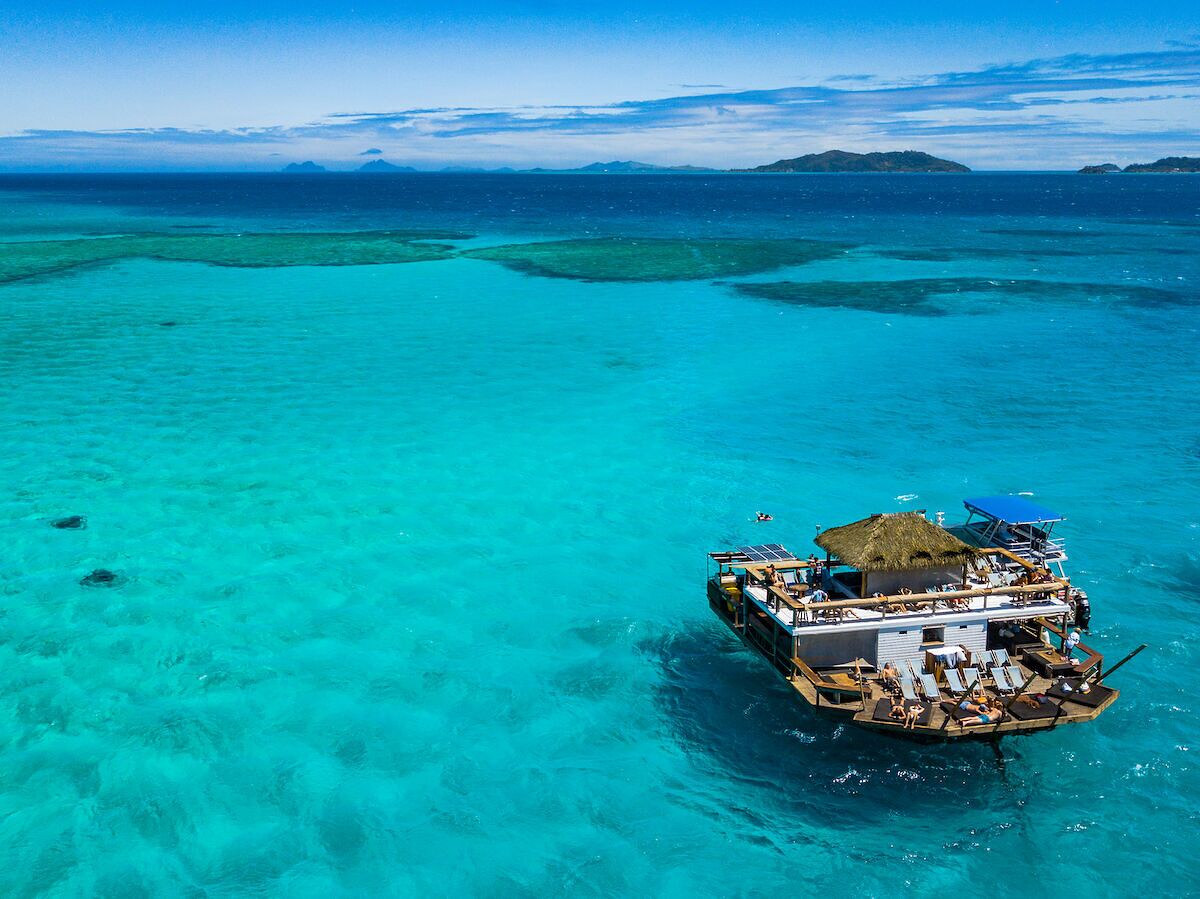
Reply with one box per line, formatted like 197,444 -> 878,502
1,173 -> 1198,897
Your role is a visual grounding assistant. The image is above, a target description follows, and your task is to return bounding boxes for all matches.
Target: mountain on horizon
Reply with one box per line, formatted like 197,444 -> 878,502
357,159 -> 417,172
1122,156 -> 1200,173
736,150 -> 970,173
439,165 -> 517,173
524,160 -> 717,174
282,161 -> 327,173
1077,156 -> 1200,173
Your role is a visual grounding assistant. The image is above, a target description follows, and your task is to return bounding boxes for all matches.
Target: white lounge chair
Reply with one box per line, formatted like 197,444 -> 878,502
975,650 -> 995,669
1006,665 -> 1026,691
963,667 -> 981,690
899,676 -> 920,702
991,666 -> 1015,694
918,673 -> 941,701
994,648 -> 1011,666
906,659 -> 926,679
944,668 -> 969,696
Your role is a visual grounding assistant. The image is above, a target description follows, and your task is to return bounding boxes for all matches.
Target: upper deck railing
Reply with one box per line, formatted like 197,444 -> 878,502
714,545 -> 1071,628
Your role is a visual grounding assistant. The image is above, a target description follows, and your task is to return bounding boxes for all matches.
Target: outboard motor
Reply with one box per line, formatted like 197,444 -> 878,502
1069,588 -> 1092,631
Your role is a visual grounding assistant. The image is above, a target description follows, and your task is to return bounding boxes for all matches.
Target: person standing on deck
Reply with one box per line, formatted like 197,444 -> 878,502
1063,630 -> 1082,664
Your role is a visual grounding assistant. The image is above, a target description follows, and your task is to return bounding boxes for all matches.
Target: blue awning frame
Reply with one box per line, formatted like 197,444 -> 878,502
963,496 -> 1064,526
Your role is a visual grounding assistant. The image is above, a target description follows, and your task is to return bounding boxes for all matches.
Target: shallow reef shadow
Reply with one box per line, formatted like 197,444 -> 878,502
0,229 -> 474,285
463,236 -> 854,283
726,277 -> 1190,317
637,625 -> 1016,819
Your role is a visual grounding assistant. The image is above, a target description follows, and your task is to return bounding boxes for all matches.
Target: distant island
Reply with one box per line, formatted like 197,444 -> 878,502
1079,156 -> 1200,173
276,151 -> 970,174
282,161 -> 327,173
357,159 -> 417,173
524,160 -> 718,174
1124,156 -> 1200,173
440,165 -> 516,173
734,150 -> 970,173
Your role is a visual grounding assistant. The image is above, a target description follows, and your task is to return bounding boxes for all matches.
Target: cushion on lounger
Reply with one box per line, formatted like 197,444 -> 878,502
1046,680 -> 1114,708
940,700 -> 975,722
1005,696 -> 1062,720
873,698 -> 931,726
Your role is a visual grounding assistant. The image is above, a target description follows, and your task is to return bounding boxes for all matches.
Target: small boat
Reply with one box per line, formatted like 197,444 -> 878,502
707,497 -> 1143,742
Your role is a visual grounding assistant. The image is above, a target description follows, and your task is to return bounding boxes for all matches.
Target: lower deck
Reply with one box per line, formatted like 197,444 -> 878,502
709,578 -> 1113,741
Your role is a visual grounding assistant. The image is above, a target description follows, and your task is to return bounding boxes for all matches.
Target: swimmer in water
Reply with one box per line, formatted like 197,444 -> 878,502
756,512 -> 773,522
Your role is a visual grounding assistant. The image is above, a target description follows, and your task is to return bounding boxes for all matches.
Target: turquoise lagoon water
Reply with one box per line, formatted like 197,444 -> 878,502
1,174 -> 1198,896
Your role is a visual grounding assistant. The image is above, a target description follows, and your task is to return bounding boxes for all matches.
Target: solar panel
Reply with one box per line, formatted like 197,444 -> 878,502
737,544 -> 795,562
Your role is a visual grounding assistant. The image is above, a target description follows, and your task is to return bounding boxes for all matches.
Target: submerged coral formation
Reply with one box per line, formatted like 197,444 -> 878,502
732,277 -> 1186,316
0,230 -> 470,284
465,237 -> 851,282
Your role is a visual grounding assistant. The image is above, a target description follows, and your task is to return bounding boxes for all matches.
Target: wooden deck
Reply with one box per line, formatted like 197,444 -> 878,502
709,578 -> 1116,742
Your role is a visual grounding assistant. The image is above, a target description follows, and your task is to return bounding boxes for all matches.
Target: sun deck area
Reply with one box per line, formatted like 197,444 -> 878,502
722,542 -> 1073,635
706,508 -> 1126,740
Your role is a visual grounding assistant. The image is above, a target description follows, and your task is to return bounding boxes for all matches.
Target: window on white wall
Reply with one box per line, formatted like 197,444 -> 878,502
921,625 -> 945,645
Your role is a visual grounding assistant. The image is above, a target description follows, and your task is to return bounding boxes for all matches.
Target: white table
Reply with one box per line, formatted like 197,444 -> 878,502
927,644 -> 967,668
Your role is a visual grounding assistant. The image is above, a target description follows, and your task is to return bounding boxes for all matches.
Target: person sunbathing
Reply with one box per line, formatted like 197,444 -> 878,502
888,696 -> 907,722
959,687 -> 987,709
959,700 -> 1005,727
904,703 -> 923,729
880,662 -> 902,694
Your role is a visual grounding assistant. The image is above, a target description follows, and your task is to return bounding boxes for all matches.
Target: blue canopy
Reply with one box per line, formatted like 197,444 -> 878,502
963,496 -> 1064,525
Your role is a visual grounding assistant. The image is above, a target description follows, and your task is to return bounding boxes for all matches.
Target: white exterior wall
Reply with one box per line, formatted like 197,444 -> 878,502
875,618 -> 988,666
876,625 -> 924,665
948,619 -> 988,658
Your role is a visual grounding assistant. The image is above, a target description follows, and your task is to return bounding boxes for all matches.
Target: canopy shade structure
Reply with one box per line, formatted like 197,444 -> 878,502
964,496 -> 1064,526
815,512 -> 977,572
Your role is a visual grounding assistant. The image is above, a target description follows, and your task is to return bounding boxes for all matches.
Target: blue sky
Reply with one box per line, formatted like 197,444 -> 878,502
1,1 -> 1197,170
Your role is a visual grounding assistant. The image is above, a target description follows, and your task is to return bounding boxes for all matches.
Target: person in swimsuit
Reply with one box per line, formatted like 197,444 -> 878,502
756,512 -> 773,522
904,703 -> 923,729
880,662 -> 901,694
959,700 -> 1004,727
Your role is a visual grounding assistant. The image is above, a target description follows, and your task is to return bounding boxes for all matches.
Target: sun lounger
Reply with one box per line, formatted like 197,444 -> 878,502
944,667 -> 968,696
899,676 -> 920,702
993,648 -> 1011,666
906,659 -> 925,679
1005,664 -> 1026,691
918,673 -> 941,700
963,667 -> 981,690
873,698 -> 932,726
991,666 -> 1015,693
975,650 -> 995,669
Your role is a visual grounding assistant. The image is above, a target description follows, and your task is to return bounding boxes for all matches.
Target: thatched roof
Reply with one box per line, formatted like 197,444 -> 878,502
815,512 -> 977,572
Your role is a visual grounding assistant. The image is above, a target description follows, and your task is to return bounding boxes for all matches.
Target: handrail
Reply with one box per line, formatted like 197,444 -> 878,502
767,584 -> 805,612
1036,617 -> 1102,674
796,579 -> 1067,613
